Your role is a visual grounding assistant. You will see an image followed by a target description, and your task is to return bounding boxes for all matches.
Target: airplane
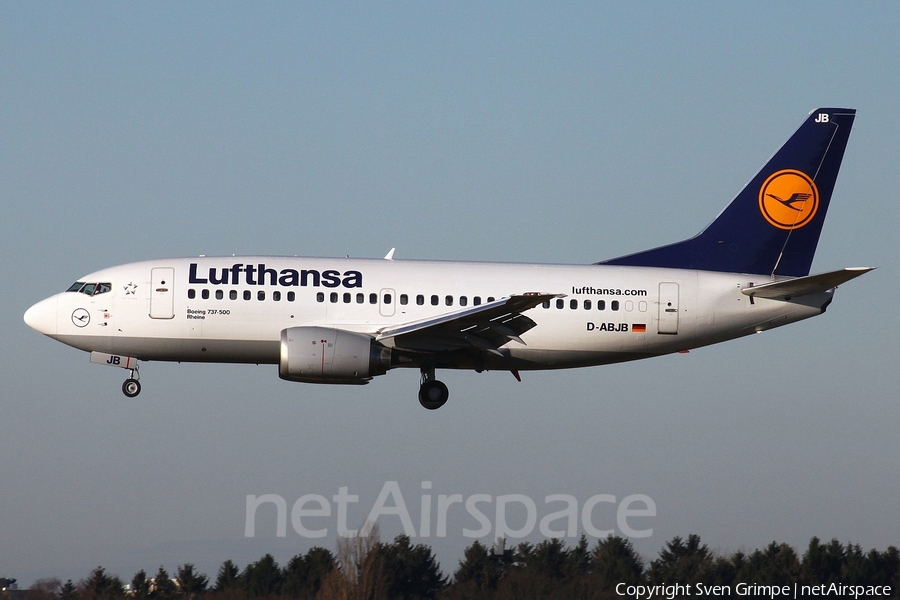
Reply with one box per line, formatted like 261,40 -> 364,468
24,108 -> 872,410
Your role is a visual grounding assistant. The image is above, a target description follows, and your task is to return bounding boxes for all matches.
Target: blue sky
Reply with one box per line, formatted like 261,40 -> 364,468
2,2 -> 899,586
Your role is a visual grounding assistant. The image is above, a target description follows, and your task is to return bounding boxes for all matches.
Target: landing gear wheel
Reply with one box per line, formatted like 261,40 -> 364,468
418,380 -> 449,410
122,378 -> 141,398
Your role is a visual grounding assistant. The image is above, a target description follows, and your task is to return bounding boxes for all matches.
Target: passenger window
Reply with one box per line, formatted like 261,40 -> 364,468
611,300 -> 619,311
330,292 -> 339,303
258,291 -> 265,301
369,293 -> 377,304
384,293 -> 392,304
542,300 -> 550,309
445,295 -> 453,306
487,297 -> 495,302
202,289 -> 210,300
216,290 -> 224,300
474,296 -> 482,306
343,293 -> 351,303
188,289 -> 196,299
243,290 -> 251,301
230,290 -> 237,300
431,295 -> 439,306
316,292 -> 324,302
287,292 -> 295,302
570,299 -> 578,310
556,299 -> 564,309
400,294 -> 408,305
357,293 -> 364,304
416,295 -> 424,306
273,291 -> 281,301
460,296 -> 467,307
598,300 -> 605,310
584,299 -> 591,310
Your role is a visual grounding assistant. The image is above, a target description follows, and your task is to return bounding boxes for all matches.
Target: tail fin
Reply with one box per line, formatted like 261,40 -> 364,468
600,108 -> 856,277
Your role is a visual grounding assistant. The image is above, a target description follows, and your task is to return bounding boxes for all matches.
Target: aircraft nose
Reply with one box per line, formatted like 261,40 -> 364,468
24,295 -> 58,337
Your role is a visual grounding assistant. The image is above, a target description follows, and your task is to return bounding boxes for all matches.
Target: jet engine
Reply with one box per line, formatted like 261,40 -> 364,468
279,326 -> 391,384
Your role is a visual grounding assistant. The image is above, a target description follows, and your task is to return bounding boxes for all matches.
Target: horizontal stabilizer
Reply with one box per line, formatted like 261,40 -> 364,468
741,267 -> 874,300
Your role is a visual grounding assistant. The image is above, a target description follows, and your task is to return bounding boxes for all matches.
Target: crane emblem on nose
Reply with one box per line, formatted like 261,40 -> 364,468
72,308 -> 90,327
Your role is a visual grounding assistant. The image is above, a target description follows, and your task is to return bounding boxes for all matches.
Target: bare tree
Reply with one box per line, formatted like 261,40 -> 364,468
316,522 -> 386,600
24,578 -> 60,600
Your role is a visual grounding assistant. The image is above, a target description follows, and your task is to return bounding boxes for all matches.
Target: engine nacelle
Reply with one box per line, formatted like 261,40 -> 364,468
279,326 -> 391,384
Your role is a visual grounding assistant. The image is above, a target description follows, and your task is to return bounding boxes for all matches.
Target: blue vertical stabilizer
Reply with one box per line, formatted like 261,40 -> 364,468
599,108 -> 855,277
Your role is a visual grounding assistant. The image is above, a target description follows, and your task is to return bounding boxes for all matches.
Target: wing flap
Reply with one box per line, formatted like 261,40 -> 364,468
741,267 -> 874,300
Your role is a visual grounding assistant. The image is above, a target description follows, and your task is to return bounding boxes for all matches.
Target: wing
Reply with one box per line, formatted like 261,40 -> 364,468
376,293 -> 562,356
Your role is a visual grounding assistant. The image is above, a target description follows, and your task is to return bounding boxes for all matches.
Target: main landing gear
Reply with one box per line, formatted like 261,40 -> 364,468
122,365 -> 141,398
418,367 -> 449,410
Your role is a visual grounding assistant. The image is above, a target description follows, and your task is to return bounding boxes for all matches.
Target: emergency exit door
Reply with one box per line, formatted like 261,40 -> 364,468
379,288 -> 396,317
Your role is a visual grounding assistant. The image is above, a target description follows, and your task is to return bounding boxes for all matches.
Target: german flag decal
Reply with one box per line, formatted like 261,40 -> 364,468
632,324 -> 647,333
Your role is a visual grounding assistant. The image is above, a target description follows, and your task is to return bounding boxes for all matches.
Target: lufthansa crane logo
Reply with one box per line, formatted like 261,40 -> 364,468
72,308 -> 90,328
758,169 -> 819,230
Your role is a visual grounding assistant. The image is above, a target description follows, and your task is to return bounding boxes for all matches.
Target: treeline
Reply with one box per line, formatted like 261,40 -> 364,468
17,533 -> 900,600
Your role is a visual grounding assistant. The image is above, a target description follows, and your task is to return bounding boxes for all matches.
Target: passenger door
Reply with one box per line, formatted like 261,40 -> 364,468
658,282 -> 679,334
150,267 -> 175,319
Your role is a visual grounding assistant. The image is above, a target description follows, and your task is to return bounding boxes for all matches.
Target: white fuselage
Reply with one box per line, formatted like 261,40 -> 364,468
24,256 -> 830,374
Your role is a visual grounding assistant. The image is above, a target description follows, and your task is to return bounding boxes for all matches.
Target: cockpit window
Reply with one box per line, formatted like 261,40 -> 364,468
65,282 -> 112,296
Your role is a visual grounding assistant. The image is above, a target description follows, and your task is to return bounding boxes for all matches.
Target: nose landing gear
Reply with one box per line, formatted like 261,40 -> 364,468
418,367 -> 448,410
89,352 -> 143,398
122,377 -> 141,397
122,365 -> 141,398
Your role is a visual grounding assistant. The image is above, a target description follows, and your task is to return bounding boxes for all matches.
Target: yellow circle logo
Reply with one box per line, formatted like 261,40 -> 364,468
758,169 -> 819,230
